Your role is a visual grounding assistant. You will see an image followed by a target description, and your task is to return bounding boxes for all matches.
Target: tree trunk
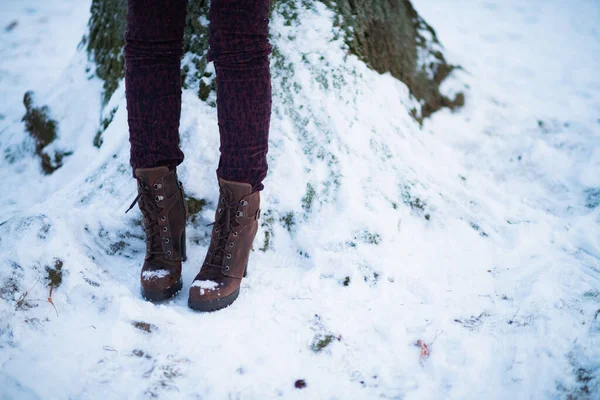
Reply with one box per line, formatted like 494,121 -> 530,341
84,0 -> 463,121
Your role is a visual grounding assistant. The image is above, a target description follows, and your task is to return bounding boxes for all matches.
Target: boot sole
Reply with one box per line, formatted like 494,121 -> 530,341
188,287 -> 240,312
141,277 -> 183,302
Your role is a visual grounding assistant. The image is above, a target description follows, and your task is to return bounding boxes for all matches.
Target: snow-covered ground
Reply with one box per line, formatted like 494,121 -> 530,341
1,0 -> 599,399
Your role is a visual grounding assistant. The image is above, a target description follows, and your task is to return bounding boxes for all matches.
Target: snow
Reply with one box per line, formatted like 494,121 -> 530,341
190,280 -> 220,295
1,0 -> 599,399
190,280 -> 219,289
141,270 -> 170,281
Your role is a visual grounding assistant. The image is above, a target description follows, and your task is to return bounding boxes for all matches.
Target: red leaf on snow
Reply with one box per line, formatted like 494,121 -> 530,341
417,339 -> 430,361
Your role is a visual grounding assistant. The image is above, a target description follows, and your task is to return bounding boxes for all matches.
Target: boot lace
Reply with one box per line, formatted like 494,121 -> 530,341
126,180 -> 165,257
203,191 -> 244,271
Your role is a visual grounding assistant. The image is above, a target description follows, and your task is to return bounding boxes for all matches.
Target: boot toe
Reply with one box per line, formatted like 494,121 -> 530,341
141,269 -> 182,301
188,279 -> 227,302
188,278 -> 241,311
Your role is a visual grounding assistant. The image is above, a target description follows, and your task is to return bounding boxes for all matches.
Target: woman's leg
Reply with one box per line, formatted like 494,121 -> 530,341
125,0 -> 188,172
125,0 -> 189,302
188,0 -> 271,312
207,0 -> 272,192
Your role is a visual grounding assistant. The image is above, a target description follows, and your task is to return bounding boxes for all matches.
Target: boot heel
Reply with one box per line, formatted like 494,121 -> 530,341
181,229 -> 187,262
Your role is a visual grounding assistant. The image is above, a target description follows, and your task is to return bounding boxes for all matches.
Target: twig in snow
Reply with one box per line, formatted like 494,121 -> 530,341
431,330 -> 444,345
47,284 -> 59,317
15,278 -> 40,311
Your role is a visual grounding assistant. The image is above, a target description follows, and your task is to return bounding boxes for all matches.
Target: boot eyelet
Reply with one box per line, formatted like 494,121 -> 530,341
160,216 -> 166,221
218,208 -> 223,214
240,200 -> 248,206
226,254 -> 232,259
164,238 -> 170,243
232,232 -> 238,237
155,195 -> 164,202
223,266 -> 230,272
229,242 -> 234,247
163,227 -> 168,232
221,198 -> 225,204
236,211 -> 244,217
166,250 -> 172,256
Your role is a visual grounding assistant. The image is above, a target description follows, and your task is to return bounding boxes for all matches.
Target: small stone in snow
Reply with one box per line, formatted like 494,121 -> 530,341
5,20 -> 18,32
294,379 -> 307,389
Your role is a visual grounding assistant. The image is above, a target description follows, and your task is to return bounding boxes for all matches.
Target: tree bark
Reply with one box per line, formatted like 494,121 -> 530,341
84,0 -> 462,120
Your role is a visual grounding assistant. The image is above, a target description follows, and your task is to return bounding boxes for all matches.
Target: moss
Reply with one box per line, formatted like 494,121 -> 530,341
198,79 -> 212,102
583,289 -> 599,299
298,249 -> 309,258
403,193 -> 425,211
469,222 -> 488,238
93,106 -> 118,148
311,334 -> 335,352
0,278 -> 19,301
356,230 -> 382,245
132,321 -> 157,333
132,349 -> 152,359
40,151 -> 73,175
108,240 -> 127,255
23,91 -> 57,151
301,183 -> 316,212
584,188 -> 600,209
259,210 -> 276,251
322,0 -> 463,121
260,230 -> 272,252
186,196 -> 207,223
23,91 -> 71,174
84,0 -> 127,106
365,271 -> 380,283
280,212 -> 296,232
45,258 -> 64,288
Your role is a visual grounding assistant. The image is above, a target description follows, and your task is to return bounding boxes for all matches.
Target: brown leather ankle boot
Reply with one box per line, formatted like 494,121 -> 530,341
127,166 -> 188,301
188,178 -> 260,311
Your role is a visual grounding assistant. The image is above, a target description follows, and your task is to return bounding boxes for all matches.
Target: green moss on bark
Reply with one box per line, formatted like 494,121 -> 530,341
84,0 -> 127,106
322,0 -> 464,121
84,0 -> 214,105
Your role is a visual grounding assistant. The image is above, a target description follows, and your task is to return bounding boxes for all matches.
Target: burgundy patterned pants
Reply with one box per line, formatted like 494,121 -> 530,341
125,0 -> 272,191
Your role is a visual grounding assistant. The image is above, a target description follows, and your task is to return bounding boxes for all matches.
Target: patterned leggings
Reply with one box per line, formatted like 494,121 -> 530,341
125,0 -> 272,191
